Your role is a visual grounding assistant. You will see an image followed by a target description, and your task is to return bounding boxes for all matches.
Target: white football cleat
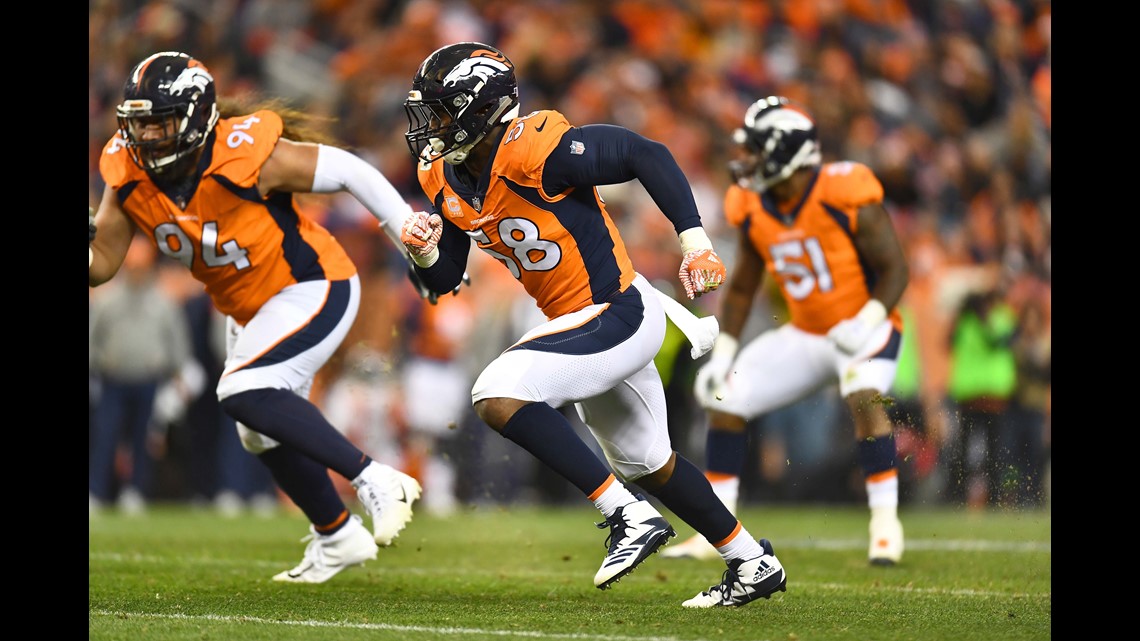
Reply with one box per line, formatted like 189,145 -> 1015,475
273,514 -> 378,584
660,533 -> 721,560
868,514 -> 904,565
593,497 -> 675,589
352,462 -> 422,546
682,538 -> 787,608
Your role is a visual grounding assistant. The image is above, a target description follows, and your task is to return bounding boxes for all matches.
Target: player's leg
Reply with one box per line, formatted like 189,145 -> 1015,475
838,324 -> 904,565
216,276 -> 416,580
577,355 -> 783,607
570,276 -> 784,606
472,276 -> 676,589
664,324 -> 831,559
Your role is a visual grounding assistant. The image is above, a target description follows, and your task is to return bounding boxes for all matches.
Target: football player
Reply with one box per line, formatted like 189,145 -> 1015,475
660,96 -> 911,566
89,51 -> 432,583
399,42 -> 787,608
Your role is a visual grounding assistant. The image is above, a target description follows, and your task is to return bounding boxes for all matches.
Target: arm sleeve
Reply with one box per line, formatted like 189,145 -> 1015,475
311,144 -> 413,249
412,217 -> 470,294
541,125 -> 702,234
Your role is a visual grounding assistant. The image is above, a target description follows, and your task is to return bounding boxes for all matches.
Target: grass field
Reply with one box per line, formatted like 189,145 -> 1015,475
89,503 -> 1050,641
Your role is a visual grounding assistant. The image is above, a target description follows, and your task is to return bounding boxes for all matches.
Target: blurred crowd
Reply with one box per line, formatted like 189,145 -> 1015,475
89,0 -> 1050,516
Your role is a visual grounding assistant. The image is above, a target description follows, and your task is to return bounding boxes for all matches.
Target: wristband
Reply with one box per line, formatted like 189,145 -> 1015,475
855,299 -> 888,327
710,333 -> 739,361
679,227 -> 713,254
410,246 -> 439,268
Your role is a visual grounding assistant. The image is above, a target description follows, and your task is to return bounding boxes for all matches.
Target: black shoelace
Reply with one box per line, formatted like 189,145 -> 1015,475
707,565 -> 743,604
595,511 -> 628,552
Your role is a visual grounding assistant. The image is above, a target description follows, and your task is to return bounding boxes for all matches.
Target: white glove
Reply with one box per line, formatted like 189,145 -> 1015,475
400,211 -> 443,267
693,334 -> 739,406
826,299 -> 887,355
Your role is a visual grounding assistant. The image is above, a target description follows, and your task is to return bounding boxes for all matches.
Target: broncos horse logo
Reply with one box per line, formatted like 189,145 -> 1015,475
441,53 -> 512,88
170,66 -> 214,98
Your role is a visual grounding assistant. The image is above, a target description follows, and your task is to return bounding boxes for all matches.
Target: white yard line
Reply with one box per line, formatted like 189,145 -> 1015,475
89,610 -> 745,641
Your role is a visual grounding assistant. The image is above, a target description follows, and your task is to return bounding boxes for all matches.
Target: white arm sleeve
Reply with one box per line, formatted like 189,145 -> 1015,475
311,144 -> 413,249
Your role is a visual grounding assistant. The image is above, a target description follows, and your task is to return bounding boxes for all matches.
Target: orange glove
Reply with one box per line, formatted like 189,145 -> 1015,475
677,228 -> 726,299
401,211 -> 443,266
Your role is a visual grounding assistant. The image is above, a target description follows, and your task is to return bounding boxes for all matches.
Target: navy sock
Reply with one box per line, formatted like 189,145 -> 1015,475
707,429 -> 747,476
644,454 -> 738,544
258,446 -> 349,532
857,433 -> 898,476
500,402 -> 612,496
221,388 -> 370,479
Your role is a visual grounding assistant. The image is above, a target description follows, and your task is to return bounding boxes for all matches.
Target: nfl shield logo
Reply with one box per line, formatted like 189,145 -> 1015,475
570,140 -> 585,155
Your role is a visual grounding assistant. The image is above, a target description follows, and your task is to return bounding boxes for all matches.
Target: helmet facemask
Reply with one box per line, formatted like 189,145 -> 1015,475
405,91 -> 518,165
117,100 -> 216,175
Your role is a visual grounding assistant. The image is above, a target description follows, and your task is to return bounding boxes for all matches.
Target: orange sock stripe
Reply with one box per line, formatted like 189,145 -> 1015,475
587,474 -> 616,501
710,521 -> 743,548
866,469 -> 898,483
313,509 -> 349,533
706,471 -> 738,483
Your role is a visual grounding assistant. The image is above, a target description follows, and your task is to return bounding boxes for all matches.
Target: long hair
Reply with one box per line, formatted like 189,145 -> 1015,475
217,96 -> 342,146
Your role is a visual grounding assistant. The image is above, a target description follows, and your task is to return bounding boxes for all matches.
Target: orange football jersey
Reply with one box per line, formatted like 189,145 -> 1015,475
415,110 -> 636,319
100,110 -> 356,324
725,161 -> 903,335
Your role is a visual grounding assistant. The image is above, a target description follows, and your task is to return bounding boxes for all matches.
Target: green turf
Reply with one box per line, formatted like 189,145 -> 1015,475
89,503 -> 1050,641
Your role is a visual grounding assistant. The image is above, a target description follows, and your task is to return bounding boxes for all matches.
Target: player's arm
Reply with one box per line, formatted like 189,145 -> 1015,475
543,124 -> 703,233
826,202 -> 910,354
719,229 -> 766,341
258,138 -> 414,248
402,210 -> 471,294
261,138 -> 470,301
542,125 -> 725,298
853,202 -> 909,312
89,185 -> 137,287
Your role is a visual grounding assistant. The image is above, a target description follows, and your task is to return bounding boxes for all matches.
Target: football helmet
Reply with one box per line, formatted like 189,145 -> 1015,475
404,42 -> 520,165
729,96 -> 820,193
116,51 -> 219,175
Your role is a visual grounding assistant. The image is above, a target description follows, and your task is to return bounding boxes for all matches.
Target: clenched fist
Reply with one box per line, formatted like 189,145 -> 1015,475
400,211 -> 443,267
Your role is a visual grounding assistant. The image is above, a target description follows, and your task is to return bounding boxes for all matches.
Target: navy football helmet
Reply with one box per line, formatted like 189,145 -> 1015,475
729,96 -> 821,192
404,42 -> 520,165
116,52 -> 219,175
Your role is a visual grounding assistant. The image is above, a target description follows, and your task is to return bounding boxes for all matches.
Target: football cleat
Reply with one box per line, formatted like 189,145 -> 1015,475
352,462 -> 422,546
593,497 -> 676,589
869,514 -> 904,566
273,514 -> 378,584
682,538 -> 787,608
660,533 -> 721,560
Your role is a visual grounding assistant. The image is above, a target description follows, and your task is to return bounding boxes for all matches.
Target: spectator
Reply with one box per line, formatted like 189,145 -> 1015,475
177,290 -> 279,516
90,237 -> 191,516
1002,292 -> 1050,507
944,288 -> 1018,509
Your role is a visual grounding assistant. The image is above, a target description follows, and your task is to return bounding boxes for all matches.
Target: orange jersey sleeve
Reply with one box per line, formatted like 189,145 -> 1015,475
815,161 -> 884,233
99,110 -> 356,324
723,184 -> 760,228
416,110 -> 636,319
740,162 -> 899,335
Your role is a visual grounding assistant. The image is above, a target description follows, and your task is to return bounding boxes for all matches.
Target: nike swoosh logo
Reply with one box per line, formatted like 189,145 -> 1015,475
397,485 -> 408,503
535,117 -> 548,132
